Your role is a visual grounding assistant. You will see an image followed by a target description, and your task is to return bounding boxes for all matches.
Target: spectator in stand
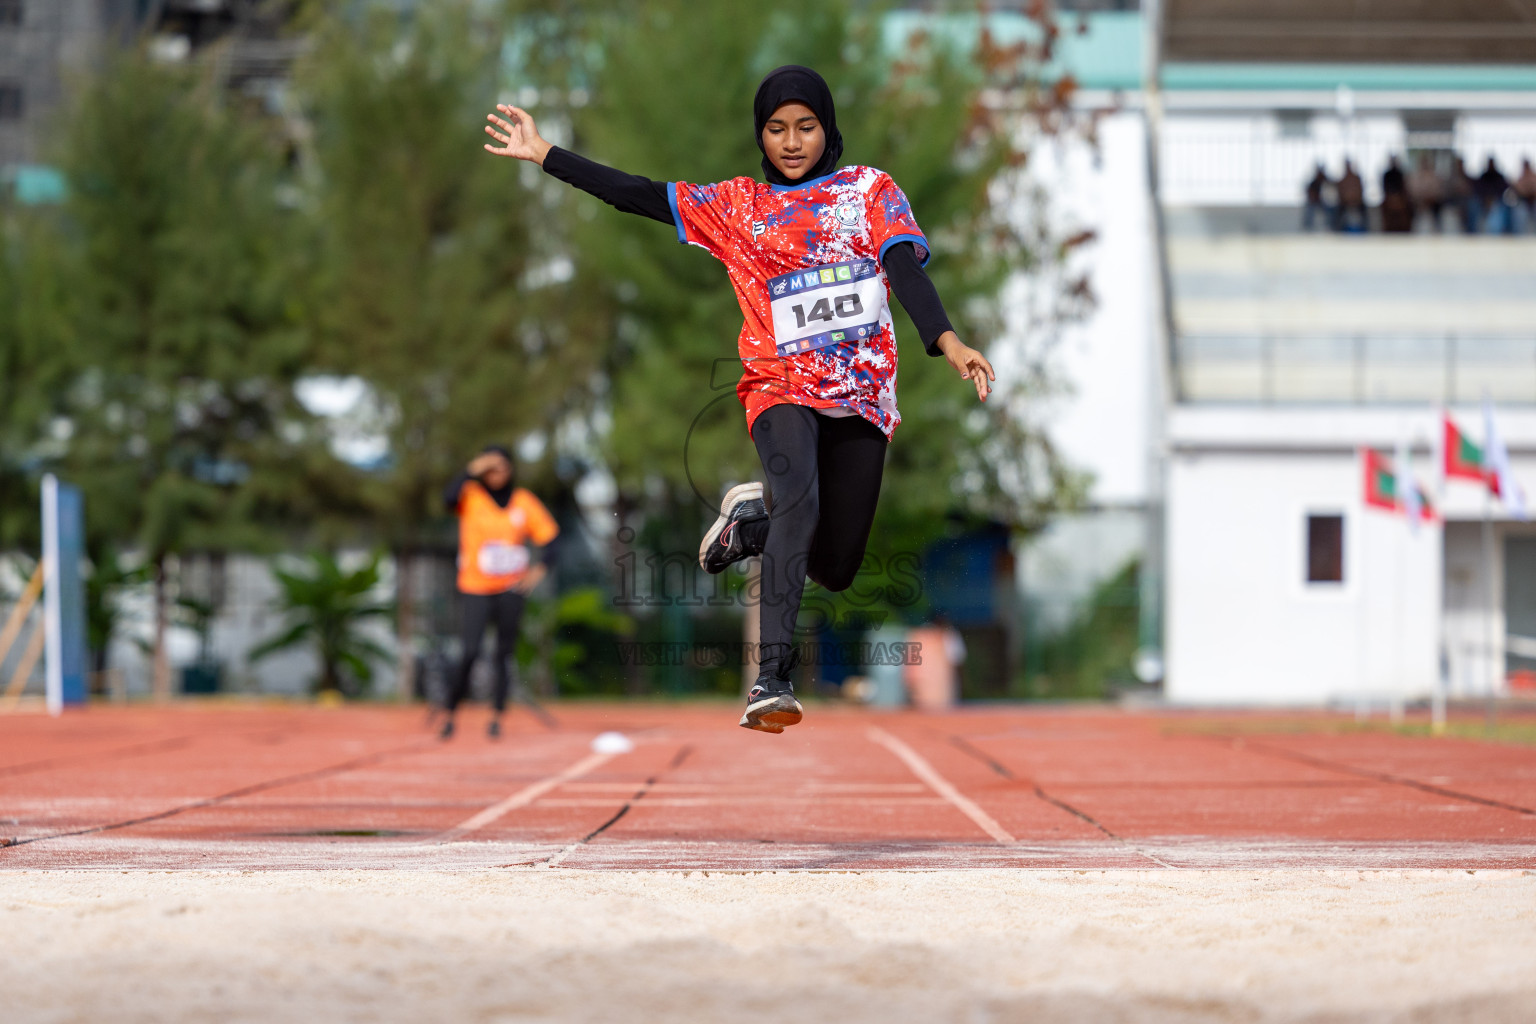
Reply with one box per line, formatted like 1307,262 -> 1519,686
1379,156 -> 1412,233
1302,163 -> 1336,231
1448,155 -> 1476,233
1514,158 -> 1536,233
1474,157 -> 1512,234
1335,160 -> 1366,232
1407,154 -> 1445,232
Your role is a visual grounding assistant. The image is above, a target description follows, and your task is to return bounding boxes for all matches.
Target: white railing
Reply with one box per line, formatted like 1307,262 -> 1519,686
1177,334 -> 1536,405
1160,124 -> 1536,209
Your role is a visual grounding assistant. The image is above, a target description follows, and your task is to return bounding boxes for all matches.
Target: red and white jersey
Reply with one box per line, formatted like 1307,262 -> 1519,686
667,165 -> 929,439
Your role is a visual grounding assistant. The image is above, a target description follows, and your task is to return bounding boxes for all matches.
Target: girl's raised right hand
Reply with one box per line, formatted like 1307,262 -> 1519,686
483,104 -> 552,166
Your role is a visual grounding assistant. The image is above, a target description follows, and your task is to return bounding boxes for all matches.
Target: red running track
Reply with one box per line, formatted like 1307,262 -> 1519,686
3,702 -> 1536,870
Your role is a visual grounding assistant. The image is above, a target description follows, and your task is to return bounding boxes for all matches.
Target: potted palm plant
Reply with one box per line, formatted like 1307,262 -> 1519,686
249,551 -> 393,698
177,593 -> 222,694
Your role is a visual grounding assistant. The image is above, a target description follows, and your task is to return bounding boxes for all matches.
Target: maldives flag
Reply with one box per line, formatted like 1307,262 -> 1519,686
1443,413 -> 1486,482
1363,448 -> 1399,511
1362,447 -> 1436,520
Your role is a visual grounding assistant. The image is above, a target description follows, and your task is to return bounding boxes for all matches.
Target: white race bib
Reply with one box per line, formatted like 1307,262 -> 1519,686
477,542 -> 530,577
767,258 -> 886,357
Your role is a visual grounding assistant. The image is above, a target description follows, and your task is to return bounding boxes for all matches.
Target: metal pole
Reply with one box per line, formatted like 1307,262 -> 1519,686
1138,2 -> 1173,690
1445,334 -> 1457,406
1355,476 -> 1369,718
1433,432 -> 1448,736
1354,334 -> 1366,405
1392,516 -> 1404,724
1483,488 -> 1498,731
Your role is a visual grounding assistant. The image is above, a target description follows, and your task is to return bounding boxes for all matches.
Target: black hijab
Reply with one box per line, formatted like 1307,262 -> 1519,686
753,65 -> 843,186
477,443 -> 515,506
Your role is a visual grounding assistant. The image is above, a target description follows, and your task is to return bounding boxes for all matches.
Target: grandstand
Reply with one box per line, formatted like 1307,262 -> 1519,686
1144,1 -> 1536,703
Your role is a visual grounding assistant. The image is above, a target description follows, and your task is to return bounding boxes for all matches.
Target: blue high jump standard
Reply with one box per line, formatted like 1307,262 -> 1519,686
42,474 -> 88,714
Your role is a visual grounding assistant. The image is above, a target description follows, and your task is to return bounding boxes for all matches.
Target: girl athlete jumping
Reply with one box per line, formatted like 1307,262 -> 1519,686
484,65 -> 994,733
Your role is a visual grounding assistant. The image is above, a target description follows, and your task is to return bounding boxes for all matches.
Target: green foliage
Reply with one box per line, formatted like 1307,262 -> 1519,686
25,49 -> 335,560
0,3 -> 1095,703
517,584 -> 635,694
1025,558 -> 1140,700
0,225 -> 27,548
85,545 -> 150,673
174,592 -> 219,666
0,209 -> 68,550
507,0 -> 1089,564
249,550 -> 394,695
298,2 -> 601,542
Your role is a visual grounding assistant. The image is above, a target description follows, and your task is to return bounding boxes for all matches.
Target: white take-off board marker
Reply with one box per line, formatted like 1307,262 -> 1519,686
591,731 -> 635,754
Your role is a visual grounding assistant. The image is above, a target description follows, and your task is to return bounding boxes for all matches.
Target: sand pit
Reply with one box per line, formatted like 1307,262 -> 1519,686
5,869 -> 1535,1023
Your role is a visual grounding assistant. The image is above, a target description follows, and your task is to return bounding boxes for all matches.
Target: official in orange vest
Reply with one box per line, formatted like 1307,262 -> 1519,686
440,445 -> 560,739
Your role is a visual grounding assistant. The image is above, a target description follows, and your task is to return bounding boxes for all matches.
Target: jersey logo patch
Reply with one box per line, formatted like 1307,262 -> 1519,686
834,201 -> 861,234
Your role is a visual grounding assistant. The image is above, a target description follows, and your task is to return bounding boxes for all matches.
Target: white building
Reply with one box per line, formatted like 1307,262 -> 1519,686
1145,1 -> 1536,704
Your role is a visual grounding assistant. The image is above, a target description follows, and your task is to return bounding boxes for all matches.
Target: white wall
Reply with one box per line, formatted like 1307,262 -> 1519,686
1014,110 -> 1156,506
1444,521 -> 1500,699
100,552 -> 397,697
1165,450 -> 1441,704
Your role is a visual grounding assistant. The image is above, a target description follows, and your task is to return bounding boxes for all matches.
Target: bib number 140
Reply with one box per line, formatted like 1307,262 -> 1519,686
789,292 -> 864,328
767,258 -> 885,357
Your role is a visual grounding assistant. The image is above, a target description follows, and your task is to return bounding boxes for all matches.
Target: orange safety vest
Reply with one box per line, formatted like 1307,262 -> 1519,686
455,483 -> 560,595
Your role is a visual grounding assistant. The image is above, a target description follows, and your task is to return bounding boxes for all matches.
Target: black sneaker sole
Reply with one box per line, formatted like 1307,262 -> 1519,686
699,481 -> 764,574
739,693 -> 804,734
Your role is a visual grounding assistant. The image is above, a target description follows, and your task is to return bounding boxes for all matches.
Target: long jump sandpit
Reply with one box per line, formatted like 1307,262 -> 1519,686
4,702 -> 1536,1021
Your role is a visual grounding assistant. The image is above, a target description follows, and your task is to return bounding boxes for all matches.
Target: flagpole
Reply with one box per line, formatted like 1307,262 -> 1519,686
1432,411 -> 1447,736
1483,483 -> 1497,732
1392,427 -> 1410,726
1356,448 -> 1370,720
1393,523 -> 1405,725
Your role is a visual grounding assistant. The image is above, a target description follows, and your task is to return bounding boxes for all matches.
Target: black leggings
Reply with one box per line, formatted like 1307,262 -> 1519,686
447,590 -> 526,713
751,403 -> 888,654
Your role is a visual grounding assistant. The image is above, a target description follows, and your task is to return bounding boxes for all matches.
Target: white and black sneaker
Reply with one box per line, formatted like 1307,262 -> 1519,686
699,482 -> 768,575
739,645 -> 803,734
740,679 -> 803,734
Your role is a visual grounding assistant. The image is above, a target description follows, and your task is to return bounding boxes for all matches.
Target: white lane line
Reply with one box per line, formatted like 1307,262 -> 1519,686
438,749 -> 615,842
533,797 -> 951,808
867,727 -> 1016,844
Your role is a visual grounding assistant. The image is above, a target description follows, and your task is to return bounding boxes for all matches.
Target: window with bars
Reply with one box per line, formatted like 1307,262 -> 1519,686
1306,515 -> 1344,584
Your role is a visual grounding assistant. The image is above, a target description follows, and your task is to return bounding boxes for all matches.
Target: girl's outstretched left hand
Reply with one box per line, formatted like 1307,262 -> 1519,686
936,332 -> 995,403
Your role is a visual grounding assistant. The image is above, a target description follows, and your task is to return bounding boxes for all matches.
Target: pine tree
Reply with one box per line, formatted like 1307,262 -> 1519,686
299,2 -> 605,694
515,0 -> 1090,602
38,51 -> 328,696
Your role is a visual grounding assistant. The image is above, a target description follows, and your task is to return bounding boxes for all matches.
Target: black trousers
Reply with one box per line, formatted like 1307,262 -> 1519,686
751,403 -> 888,656
447,589 -> 526,713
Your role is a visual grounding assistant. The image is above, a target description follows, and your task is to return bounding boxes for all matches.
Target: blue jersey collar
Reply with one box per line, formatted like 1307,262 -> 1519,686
769,169 -> 844,192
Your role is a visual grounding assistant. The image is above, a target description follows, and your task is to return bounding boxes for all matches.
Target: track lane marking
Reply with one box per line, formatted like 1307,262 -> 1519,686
1221,736 -> 1536,817
1,739 -> 436,850
540,745 -> 694,868
0,735 -> 198,778
437,748 -> 617,842
867,727 -> 1015,844
947,734 -> 1175,868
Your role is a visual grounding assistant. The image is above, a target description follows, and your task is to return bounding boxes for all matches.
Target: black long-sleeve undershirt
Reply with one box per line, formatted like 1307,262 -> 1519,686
541,146 -> 955,355
543,146 -> 673,223
880,241 -> 953,356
